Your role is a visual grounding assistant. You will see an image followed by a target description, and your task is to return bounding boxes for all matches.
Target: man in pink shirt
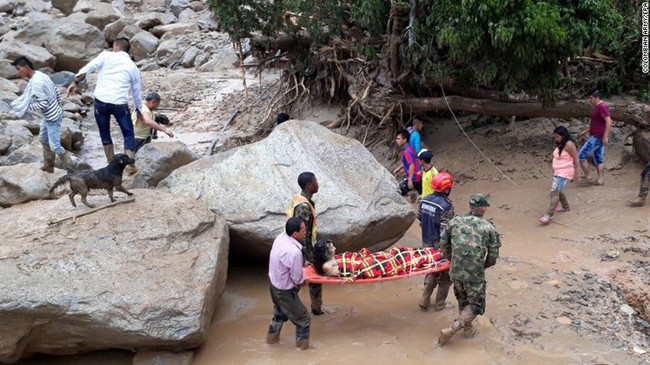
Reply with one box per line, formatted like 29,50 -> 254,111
266,217 -> 311,350
578,90 -> 613,185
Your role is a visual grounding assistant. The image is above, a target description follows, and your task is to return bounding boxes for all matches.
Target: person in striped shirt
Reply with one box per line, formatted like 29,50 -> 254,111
10,57 -> 79,172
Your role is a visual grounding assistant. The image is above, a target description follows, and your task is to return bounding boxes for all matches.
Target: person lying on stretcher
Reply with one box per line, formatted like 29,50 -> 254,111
312,240 -> 443,280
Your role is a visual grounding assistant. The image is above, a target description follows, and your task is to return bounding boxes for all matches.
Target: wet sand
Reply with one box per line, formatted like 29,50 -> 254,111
191,176 -> 647,365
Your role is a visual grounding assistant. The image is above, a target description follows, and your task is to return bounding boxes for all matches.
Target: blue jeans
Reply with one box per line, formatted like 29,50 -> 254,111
38,115 -> 65,154
93,98 -> 136,151
578,136 -> 604,165
551,176 -> 569,193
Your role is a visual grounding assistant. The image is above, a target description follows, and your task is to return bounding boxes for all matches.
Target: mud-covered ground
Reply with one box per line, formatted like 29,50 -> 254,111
16,65 -> 649,364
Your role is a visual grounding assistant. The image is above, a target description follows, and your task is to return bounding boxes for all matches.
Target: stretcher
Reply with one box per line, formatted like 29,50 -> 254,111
303,259 -> 450,284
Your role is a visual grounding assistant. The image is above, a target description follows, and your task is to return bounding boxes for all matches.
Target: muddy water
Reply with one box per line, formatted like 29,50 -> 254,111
189,176 -> 646,365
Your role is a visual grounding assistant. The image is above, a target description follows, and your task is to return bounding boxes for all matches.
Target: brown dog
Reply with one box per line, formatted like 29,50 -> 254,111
50,154 -> 135,208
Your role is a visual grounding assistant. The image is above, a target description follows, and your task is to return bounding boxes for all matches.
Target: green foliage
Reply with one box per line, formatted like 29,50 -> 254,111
209,0 -> 636,99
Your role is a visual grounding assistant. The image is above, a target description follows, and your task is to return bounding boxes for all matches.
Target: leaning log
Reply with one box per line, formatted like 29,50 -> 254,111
401,96 -> 650,128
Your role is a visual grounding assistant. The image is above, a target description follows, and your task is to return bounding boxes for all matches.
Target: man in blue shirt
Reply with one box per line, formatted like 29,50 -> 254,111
409,118 -> 423,154
418,172 -> 454,312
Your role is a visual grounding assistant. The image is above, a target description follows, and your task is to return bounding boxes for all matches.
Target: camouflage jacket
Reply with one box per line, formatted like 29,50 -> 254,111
291,194 -> 316,259
440,211 -> 501,282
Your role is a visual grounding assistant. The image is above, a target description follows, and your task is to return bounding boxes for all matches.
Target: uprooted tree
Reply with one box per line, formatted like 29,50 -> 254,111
208,0 -> 650,139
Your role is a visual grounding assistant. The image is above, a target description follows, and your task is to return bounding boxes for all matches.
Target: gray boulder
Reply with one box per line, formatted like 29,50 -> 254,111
633,128 -> 650,163
166,0 -> 189,17
0,135 -> 10,155
130,31 -> 159,61
10,20 -> 105,72
60,118 -> 84,151
0,0 -> 16,13
103,17 -> 134,43
0,41 -> 56,70
134,11 -> 175,31
0,189 -> 229,362
85,3 -> 121,31
132,141 -> 197,188
0,140 -> 41,166
117,24 -> 143,40
50,0 -> 79,15
0,77 -> 17,94
150,23 -> 198,38
180,46 -> 199,68
156,38 -> 186,59
177,8 -> 195,23
0,163 -> 66,207
0,122 -> 33,154
49,71 -> 76,87
160,120 -> 416,259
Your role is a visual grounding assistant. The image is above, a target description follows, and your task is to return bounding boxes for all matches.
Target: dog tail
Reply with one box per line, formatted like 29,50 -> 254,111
49,176 -> 70,194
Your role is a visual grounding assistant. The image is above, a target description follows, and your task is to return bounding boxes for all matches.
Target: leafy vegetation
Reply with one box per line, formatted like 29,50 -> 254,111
208,0 -> 644,102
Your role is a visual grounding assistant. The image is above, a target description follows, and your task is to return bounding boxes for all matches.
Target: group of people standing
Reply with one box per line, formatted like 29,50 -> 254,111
8,37 -> 174,175
267,165 -> 502,348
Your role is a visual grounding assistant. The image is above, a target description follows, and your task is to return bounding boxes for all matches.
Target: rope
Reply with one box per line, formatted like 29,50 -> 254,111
438,85 -> 518,186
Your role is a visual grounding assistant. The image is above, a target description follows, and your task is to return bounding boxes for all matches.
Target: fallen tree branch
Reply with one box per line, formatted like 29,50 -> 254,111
401,96 -> 650,128
48,197 -> 136,226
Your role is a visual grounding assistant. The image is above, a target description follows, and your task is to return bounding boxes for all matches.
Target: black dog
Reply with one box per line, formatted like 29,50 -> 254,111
50,154 -> 135,208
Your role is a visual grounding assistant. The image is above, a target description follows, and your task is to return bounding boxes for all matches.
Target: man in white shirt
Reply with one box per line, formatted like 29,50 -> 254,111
67,37 -> 153,167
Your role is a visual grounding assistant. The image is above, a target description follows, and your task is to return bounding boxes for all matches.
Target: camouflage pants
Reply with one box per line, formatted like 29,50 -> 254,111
453,280 -> 487,315
304,247 -> 323,312
269,285 -> 311,329
639,163 -> 650,198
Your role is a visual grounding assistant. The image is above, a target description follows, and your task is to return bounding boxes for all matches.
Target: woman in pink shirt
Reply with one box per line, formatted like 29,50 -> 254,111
540,126 -> 581,224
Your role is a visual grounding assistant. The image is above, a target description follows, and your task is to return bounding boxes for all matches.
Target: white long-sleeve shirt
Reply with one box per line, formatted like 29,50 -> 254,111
76,51 -> 143,111
11,70 -> 63,121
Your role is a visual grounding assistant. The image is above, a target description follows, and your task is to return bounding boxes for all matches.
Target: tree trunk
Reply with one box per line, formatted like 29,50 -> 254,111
401,96 -> 650,128
408,0 -> 417,46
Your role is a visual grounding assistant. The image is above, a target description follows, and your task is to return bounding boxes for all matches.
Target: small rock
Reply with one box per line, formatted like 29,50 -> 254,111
619,304 -> 635,316
632,346 -> 647,355
606,250 -> 620,259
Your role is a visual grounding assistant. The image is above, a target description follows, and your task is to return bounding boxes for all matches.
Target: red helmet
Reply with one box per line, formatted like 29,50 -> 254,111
432,172 -> 454,193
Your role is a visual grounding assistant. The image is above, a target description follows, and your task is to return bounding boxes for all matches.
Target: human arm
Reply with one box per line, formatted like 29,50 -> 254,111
323,259 -> 340,277
439,205 -> 455,233
287,251 -> 306,287
68,52 -> 107,95
484,226 -> 501,269
439,220 -> 453,259
603,116 -> 613,145
141,115 -> 174,137
129,67 -> 143,112
566,141 -> 581,183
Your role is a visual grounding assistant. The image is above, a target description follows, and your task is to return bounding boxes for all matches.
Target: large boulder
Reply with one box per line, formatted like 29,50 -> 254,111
103,17 -> 134,43
85,3 -> 121,31
130,31 -> 159,61
0,189 -> 229,362
0,41 -> 56,70
0,0 -> 16,14
132,141 -> 197,188
150,23 -> 199,38
10,20 -> 105,71
60,118 -> 84,151
166,0 -> 189,17
0,140 -> 42,166
160,120 -> 416,259
0,77 -> 18,94
633,128 -> 650,164
50,0 -> 79,15
0,163 -> 65,207
0,122 -> 33,154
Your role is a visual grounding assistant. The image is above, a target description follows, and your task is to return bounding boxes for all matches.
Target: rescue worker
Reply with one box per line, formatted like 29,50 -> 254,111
438,194 -> 501,346
266,217 -> 311,350
287,172 -> 324,315
418,172 -> 454,311
628,105 -> 650,207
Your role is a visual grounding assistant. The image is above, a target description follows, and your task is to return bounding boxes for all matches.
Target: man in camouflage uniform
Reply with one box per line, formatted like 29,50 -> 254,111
438,193 -> 501,346
628,105 -> 650,207
287,171 -> 324,315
